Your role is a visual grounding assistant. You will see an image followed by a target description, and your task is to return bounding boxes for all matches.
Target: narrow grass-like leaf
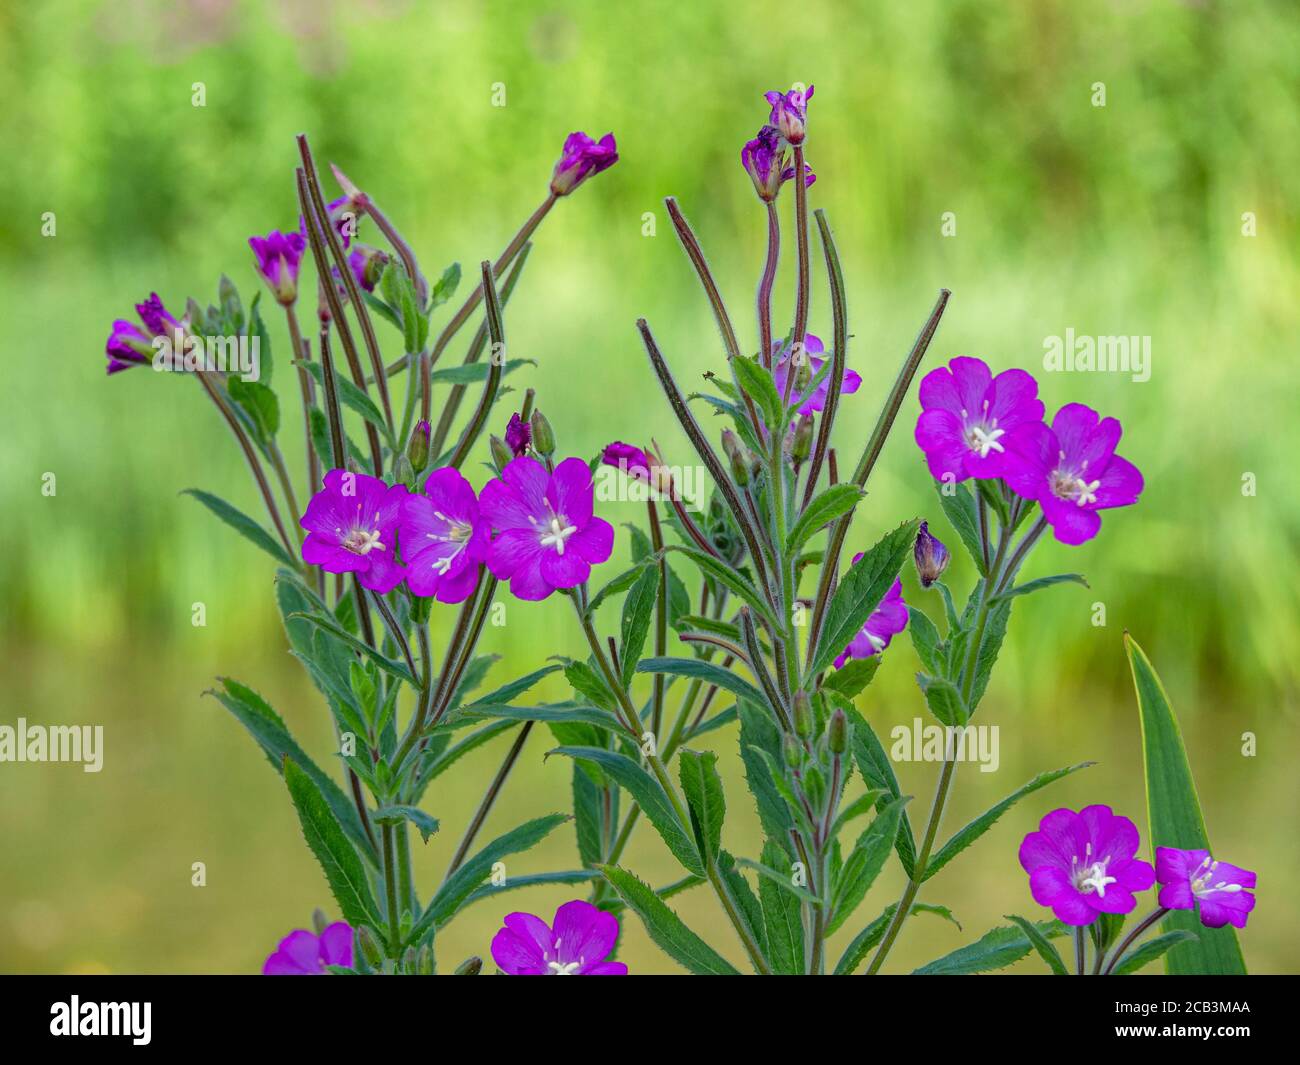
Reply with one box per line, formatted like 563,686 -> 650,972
1005,914 -> 1070,974
600,865 -> 741,975
912,919 -> 1066,975
182,489 -> 296,568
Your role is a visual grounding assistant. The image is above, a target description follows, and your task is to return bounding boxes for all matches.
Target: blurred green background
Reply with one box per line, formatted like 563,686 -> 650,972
2,0 -> 1297,975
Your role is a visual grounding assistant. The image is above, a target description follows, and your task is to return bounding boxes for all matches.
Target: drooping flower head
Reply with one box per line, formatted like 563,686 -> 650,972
398,467 -> 491,603
914,521 -> 951,588
772,334 -> 862,416
505,412 -> 532,457
764,84 -> 814,145
834,574 -> 908,668
1156,847 -> 1256,929
300,469 -> 407,593
914,356 -> 1045,483
135,292 -> 180,338
263,921 -> 353,975
249,229 -> 307,305
600,440 -> 675,497
491,900 -> 627,976
1019,805 -> 1156,926
480,456 -> 614,601
550,132 -> 619,197
740,125 -> 816,203
1000,403 -> 1143,546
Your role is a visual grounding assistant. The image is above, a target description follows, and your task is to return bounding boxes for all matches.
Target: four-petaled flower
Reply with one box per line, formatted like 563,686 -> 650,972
491,900 -> 627,976
772,334 -> 861,416
249,229 -> 307,305
300,469 -> 408,593
1001,403 -> 1144,545
550,132 -> 619,197
765,84 -> 814,145
1019,805 -> 1156,926
480,456 -> 614,601
263,921 -> 353,975
914,356 -> 1045,483
398,467 -> 491,603
1156,847 -> 1256,929
834,573 -> 908,667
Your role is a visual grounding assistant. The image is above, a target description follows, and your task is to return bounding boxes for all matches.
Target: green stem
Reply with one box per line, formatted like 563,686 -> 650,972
1102,907 -> 1170,975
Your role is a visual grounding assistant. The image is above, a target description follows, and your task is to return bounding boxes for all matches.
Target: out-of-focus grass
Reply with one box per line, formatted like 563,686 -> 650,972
1,0 -> 1297,973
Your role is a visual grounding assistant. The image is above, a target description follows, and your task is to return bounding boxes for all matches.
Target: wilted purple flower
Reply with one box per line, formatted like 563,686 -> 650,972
480,456 -> 614,601
399,467 -> 491,603
491,900 -> 627,976
135,292 -> 180,338
549,132 -> 619,197
602,440 -> 675,496
300,194 -> 361,249
772,334 -> 862,416
105,318 -> 154,375
914,521 -> 951,587
741,125 -> 815,203
263,921 -> 353,975
505,413 -> 532,457
347,243 -> 388,292
834,574 -> 908,667
1156,847 -> 1256,930
765,84 -> 814,145
914,356 -> 1045,483
1019,805 -> 1156,926
300,469 -> 408,593
1001,403 -> 1144,546
249,229 -> 307,305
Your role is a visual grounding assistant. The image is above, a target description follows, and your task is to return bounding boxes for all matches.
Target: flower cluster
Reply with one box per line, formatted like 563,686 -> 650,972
740,83 -> 815,202
299,455 -> 614,603
914,356 -> 1143,545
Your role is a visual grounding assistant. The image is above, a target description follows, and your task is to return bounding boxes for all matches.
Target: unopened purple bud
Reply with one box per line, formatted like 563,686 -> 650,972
505,412 -> 532,457
914,520 -> 951,588
764,84 -> 814,146
550,131 -> 619,197
249,229 -> 307,305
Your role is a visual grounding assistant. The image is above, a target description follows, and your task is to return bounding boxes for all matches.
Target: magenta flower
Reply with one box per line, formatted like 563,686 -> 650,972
914,521 -> 951,588
105,318 -> 154,375
914,356 -> 1045,483
549,132 -> 619,197
480,456 -> 614,601
300,469 -> 408,594
1156,847 -> 1256,930
505,413 -> 531,457
491,900 -> 627,976
249,229 -> 307,305
347,244 -> 388,293
1000,403 -> 1144,546
135,292 -> 180,337
263,921 -> 353,975
764,84 -> 813,145
772,334 -> 862,416
1019,805 -> 1156,926
834,574 -> 908,667
602,440 -> 675,496
398,467 -> 490,603
740,126 -> 815,202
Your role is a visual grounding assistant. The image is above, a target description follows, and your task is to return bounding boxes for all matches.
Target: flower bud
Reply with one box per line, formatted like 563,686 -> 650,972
356,925 -> 384,968
407,418 -> 431,473
392,454 -> 415,489
529,408 -> 556,457
417,944 -> 435,975
402,946 -> 418,972
764,85 -> 814,147
914,520 -> 951,588
311,908 -> 329,935
721,429 -> 752,487
489,433 -> 512,473
505,412 -> 531,456
455,955 -> 483,975
828,707 -> 848,754
783,732 -> 803,767
793,691 -> 812,739
791,413 -> 815,463
550,132 -> 619,197
249,230 -> 307,306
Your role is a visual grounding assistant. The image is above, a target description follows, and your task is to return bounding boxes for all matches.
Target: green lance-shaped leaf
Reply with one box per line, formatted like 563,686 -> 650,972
636,656 -> 767,710
459,664 -> 562,713
599,865 -> 741,975
835,903 -> 960,975
619,566 -> 660,687
738,702 -> 794,850
934,479 -> 988,576
182,489 -> 297,568
835,699 -> 917,877
549,746 -> 703,877
907,606 -> 945,676
287,610 -> 418,686
808,519 -> 920,678
282,757 -> 382,929
678,750 -> 726,864
1126,633 -> 1248,974
1111,929 -> 1199,975
421,813 -> 570,930
787,484 -> 863,554
757,839 -> 804,974
912,919 -> 1066,975
916,672 -> 967,727
464,871 -> 598,909
207,679 -> 377,866
731,354 -> 785,431
820,656 -> 880,699
664,545 -> 781,630
372,804 -> 440,844
1005,914 -> 1070,975
990,572 -> 1089,605
827,796 -> 910,936
923,762 -> 1094,882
